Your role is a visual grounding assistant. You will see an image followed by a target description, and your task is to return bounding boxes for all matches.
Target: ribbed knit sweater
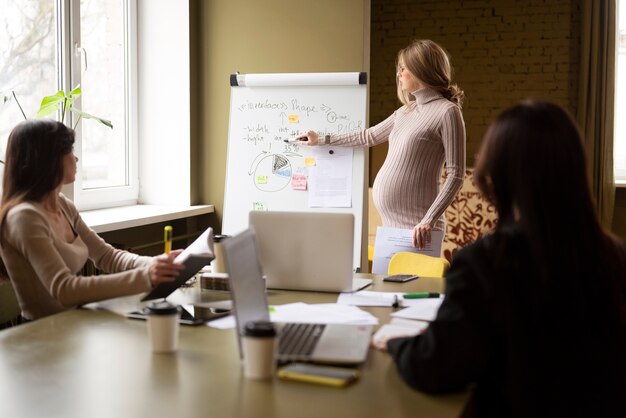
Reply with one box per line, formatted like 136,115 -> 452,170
330,87 -> 466,229
0,194 -> 153,320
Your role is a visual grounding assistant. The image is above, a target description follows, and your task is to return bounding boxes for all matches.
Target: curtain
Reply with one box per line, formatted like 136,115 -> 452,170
577,0 -> 617,228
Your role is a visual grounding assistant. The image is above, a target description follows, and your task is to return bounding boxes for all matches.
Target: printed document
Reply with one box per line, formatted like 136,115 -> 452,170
308,147 -> 353,208
371,226 -> 444,274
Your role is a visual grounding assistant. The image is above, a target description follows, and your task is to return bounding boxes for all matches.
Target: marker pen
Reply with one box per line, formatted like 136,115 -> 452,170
403,292 -> 440,299
164,225 -> 173,254
283,136 -> 309,143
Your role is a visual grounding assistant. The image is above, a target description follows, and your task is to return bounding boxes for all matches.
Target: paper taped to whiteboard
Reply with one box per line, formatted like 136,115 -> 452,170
230,72 -> 367,87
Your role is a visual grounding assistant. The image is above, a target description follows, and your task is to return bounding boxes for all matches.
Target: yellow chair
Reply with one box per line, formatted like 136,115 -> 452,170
387,252 -> 450,278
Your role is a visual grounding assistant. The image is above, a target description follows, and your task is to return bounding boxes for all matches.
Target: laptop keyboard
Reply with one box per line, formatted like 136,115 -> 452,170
278,323 -> 326,356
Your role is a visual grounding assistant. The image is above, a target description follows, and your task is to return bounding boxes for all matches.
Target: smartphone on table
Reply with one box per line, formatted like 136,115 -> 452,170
382,274 -> 419,283
277,363 -> 360,387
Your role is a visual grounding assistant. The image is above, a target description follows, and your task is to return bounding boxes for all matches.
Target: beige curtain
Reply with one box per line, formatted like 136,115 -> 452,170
577,0 -> 616,228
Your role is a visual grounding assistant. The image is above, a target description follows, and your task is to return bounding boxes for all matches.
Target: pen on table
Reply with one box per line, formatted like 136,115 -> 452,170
403,292 -> 440,299
164,225 -> 173,254
392,294 -> 399,308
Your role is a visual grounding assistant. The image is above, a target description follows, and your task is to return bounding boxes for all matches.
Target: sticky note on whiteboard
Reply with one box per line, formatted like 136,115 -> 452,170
253,202 -> 267,211
291,174 -> 307,190
304,157 -> 316,167
288,114 -> 300,123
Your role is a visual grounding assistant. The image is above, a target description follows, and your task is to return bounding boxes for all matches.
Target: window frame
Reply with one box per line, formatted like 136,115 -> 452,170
60,0 -> 139,209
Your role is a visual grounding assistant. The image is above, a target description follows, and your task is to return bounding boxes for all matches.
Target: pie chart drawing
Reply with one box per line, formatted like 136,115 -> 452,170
253,154 -> 292,192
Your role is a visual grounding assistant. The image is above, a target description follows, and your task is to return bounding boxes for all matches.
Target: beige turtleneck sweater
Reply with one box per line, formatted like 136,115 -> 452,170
331,88 -> 465,230
0,194 -> 153,320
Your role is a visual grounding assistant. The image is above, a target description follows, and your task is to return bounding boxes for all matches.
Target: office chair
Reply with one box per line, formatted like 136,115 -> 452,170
0,279 -> 21,329
387,252 -> 450,278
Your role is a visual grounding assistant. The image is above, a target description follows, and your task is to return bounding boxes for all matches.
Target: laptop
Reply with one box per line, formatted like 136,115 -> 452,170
249,211 -> 372,292
222,228 -> 373,365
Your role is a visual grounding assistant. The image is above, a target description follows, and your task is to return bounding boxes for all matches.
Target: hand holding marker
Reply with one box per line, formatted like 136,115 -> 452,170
284,135 -> 309,143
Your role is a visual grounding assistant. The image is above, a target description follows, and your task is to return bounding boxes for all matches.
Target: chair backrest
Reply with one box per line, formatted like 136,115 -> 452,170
387,252 -> 451,278
0,279 -> 21,328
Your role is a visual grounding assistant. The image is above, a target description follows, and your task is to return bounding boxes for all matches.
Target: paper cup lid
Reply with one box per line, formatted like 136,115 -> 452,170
146,301 -> 180,315
243,320 -> 276,337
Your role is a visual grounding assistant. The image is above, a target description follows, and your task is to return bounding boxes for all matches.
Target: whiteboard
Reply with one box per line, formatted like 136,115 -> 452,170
222,72 -> 368,270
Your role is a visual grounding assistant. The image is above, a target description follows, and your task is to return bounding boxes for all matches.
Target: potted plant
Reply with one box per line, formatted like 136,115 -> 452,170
1,85 -> 112,163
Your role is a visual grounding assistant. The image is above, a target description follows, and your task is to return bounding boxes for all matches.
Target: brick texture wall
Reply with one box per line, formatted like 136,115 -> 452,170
369,0 -> 581,181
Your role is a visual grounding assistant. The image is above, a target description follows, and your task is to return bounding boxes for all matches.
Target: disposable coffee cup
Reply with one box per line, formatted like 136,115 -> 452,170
242,320 -> 277,379
146,301 -> 181,353
211,235 -> 230,273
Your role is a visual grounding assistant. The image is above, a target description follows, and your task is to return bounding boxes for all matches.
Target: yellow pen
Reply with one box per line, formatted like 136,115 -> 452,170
164,225 -> 173,254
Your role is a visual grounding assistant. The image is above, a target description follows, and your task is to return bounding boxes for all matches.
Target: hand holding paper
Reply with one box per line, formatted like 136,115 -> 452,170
142,227 -> 215,301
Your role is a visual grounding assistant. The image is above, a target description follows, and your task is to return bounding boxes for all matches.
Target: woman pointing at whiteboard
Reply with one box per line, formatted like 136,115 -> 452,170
298,39 -> 465,249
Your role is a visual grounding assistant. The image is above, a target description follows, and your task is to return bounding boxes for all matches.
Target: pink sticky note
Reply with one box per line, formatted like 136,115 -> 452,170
291,174 -> 307,190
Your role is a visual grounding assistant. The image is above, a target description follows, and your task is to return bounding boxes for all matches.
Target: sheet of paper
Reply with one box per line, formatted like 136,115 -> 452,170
371,317 -> 429,345
206,302 -> 378,329
175,226 -> 214,263
337,290 -> 444,308
337,290 -> 399,307
307,147 -> 353,208
390,298 -> 445,322
371,226 -> 444,274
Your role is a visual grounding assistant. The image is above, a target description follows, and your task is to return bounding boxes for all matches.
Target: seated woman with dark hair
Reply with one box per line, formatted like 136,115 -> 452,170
375,101 -> 626,418
0,120 -> 183,321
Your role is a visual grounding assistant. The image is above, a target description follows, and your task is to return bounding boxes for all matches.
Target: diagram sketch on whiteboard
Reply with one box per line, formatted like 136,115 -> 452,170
249,148 -> 304,192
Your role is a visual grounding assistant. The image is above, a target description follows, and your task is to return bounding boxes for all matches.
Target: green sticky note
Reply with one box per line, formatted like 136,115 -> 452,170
253,202 -> 266,211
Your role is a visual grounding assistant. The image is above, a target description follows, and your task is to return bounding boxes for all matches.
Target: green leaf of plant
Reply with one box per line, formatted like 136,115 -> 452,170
36,91 -> 66,118
68,85 -> 81,99
70,107 -> 113,129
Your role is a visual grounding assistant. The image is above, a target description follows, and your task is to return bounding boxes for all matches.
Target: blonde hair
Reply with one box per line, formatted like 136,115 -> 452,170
396,39 -> 464,108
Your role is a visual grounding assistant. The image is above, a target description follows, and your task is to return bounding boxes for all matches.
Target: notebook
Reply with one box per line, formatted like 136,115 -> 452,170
248,211 -> 372,292
222,228 -> 373,365
125,227 -> 230,325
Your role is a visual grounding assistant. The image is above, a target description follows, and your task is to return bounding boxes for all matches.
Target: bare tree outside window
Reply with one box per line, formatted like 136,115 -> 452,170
0,0 -> 56,153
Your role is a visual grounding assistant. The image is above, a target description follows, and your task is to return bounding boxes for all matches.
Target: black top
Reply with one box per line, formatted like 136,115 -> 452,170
387,230 -> 626,418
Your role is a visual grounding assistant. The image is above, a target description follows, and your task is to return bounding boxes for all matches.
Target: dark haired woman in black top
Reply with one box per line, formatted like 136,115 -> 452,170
376,100 -> 626,418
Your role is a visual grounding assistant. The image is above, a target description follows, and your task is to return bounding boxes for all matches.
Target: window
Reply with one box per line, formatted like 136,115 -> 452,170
1,1 -> 57,159
616,0 -> 626,185
2,1 -> 192,210
1,0 -> 137,209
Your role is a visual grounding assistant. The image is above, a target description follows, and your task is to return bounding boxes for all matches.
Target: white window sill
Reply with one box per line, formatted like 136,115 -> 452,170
616,180 -> 626,188
80,204 -> 214,234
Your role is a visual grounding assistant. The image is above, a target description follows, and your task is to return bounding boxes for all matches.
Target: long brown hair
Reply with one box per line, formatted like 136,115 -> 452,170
396,39 -> 464,108
474,100 -> 626,309
0,119 -> 75,243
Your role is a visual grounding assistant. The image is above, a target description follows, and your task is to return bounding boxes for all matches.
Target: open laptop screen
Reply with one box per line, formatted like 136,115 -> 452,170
220,227 -> 270,357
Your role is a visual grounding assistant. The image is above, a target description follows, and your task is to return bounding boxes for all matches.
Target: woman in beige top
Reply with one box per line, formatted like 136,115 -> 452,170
299,40 -> 466,249
0,120 -> 183,321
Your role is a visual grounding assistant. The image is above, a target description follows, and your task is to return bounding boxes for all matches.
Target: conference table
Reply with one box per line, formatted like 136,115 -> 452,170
0,274 -> 469,418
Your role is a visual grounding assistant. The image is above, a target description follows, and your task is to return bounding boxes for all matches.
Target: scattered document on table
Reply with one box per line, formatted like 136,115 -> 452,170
337,290 -> 444,308
337,290 -> 399,307
371,318 -> 429,345
207,302 -> 378,329
308,147 -> 353,208
390,298 -> 445,322
371,226 -> 444,274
